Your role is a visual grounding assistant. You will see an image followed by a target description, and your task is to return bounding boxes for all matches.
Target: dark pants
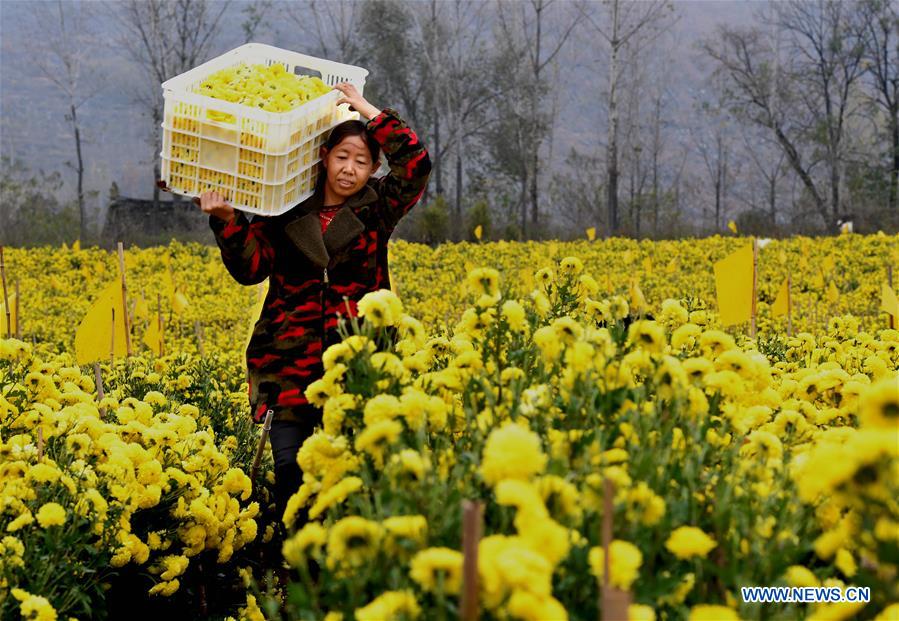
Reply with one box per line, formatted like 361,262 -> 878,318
270,405 -> 322,535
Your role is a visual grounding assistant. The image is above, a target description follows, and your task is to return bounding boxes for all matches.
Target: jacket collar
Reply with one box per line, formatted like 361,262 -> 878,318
284,182 -> 378,270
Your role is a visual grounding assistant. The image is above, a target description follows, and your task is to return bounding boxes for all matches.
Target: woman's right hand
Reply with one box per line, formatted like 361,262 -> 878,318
199,190 -> 236,222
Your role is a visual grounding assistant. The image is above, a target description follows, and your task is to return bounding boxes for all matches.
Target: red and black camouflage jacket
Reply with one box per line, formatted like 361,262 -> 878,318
209,107 -> 431,424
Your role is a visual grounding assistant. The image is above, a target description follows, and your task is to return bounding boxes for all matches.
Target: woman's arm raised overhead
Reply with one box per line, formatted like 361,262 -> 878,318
332,82 -> 432,233
366,108 -> 432,233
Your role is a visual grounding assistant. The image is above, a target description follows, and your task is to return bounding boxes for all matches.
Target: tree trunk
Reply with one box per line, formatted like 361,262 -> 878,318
721,142 -> 728,230
153,105 -> 162,211
606,0 -> 621,236
674,179 -> 680,222
771,123 -> 827,222
635,197 -> 641,237
529,143 -> 539,235
71,102 -> 86,243
628,152 -> 636,235
891,101 -> 898,211
456,147 -> 463,241
529,2 -> 543,235
519,172 -> 527,241
830,146 -> 840,227
714,178 -> 721,232
769,171 -> 777,224
434,111 -> 443,196
652,98 -> 660,238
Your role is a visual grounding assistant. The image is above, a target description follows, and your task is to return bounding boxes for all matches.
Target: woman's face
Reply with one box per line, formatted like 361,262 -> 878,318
320,135 -> 380,200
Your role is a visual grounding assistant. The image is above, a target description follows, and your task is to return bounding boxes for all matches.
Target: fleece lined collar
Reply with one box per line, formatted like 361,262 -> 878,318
284,182 -> 379,269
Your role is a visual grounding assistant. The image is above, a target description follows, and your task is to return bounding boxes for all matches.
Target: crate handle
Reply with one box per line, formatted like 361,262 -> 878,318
292,64 -> 324,80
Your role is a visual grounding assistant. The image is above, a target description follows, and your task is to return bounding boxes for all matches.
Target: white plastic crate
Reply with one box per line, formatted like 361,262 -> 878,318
159,43 -> 368,216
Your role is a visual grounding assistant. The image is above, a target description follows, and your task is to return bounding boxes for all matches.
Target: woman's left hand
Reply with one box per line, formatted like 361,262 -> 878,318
332,82 -> 381,121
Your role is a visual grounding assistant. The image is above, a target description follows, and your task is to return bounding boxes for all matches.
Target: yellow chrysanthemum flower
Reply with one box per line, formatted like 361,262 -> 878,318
588,540 -> 643,590
409,547 -> 464,594
665,526 -> 717,560
480,422 -> 547,486
36,502 -> 66,528
355,590 -> 421,621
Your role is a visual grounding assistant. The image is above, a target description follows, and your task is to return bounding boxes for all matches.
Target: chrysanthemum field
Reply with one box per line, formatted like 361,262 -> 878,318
1,234 -> 897,621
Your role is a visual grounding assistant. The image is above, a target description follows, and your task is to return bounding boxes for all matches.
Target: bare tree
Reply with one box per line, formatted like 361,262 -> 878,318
551,147 -> 606,233
616,27 -> 678,238
774,0 -> 868,228
24,0 -> 106,242
704,24 -> 830,227
354,0 -> 433,136
241,0 -> 274,43
858,0 -> 899,212
415,0 -> 452,203
285,0 -> 363,64
692,104 -> 735,232
427,0 -> 498,238
648,89 -> 669,237
705,2 -> 870,231
579,0 -> 674,236
495,0 -> 580,239
619,41 -> 650,236
736,126 -> 789,225
109,0 -> 231,209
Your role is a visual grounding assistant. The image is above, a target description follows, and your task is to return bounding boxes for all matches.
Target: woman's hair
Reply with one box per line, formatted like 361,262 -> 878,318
323,120 -> 381,163
314,120 -> 381,194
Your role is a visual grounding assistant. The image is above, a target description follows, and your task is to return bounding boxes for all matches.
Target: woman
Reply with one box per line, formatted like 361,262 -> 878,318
201,82 -> 431,532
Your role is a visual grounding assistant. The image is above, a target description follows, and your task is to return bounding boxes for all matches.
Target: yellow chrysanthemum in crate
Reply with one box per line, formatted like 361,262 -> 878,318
159,43 -> 368,216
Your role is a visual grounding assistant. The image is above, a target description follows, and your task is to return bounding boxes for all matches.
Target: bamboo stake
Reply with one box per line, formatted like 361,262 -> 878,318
889,266 -> 895,330
750,237 -> 758,340
600,478 -> 631,621
14,278 -> 20,339
787,272 -> 793,337
94,362 -> 106,419
194,320 -> 205,358
37,427 -> 44,462
110,308 -> 116,363
157,293 -> 165,357
197,560 -> 208,616
0,246 -> 10,339
461,500 -> 483,621
167,264 -> 175,325
117,242 -> 132,356
250,409 -> 275,484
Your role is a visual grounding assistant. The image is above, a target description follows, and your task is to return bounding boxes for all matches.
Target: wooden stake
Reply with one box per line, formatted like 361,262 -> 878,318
36,426 -> 44,461
197,560 -> 208,616
94,362 -> 106,419
602,478 -> 613,582
111,308 -> 116,364
14,278 -> 20,339
461,500 -> 483,621
0,246 -> 10,339
194,320 -> 205,358
787,272 -> 793,337
117,242 -> 132,356
600,478 -> 631,621
167,263 -> 175,326
157,292 -> 165,357
889,266 -> 895,330
250,409 -> 275,484
750,237 -> 758,340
